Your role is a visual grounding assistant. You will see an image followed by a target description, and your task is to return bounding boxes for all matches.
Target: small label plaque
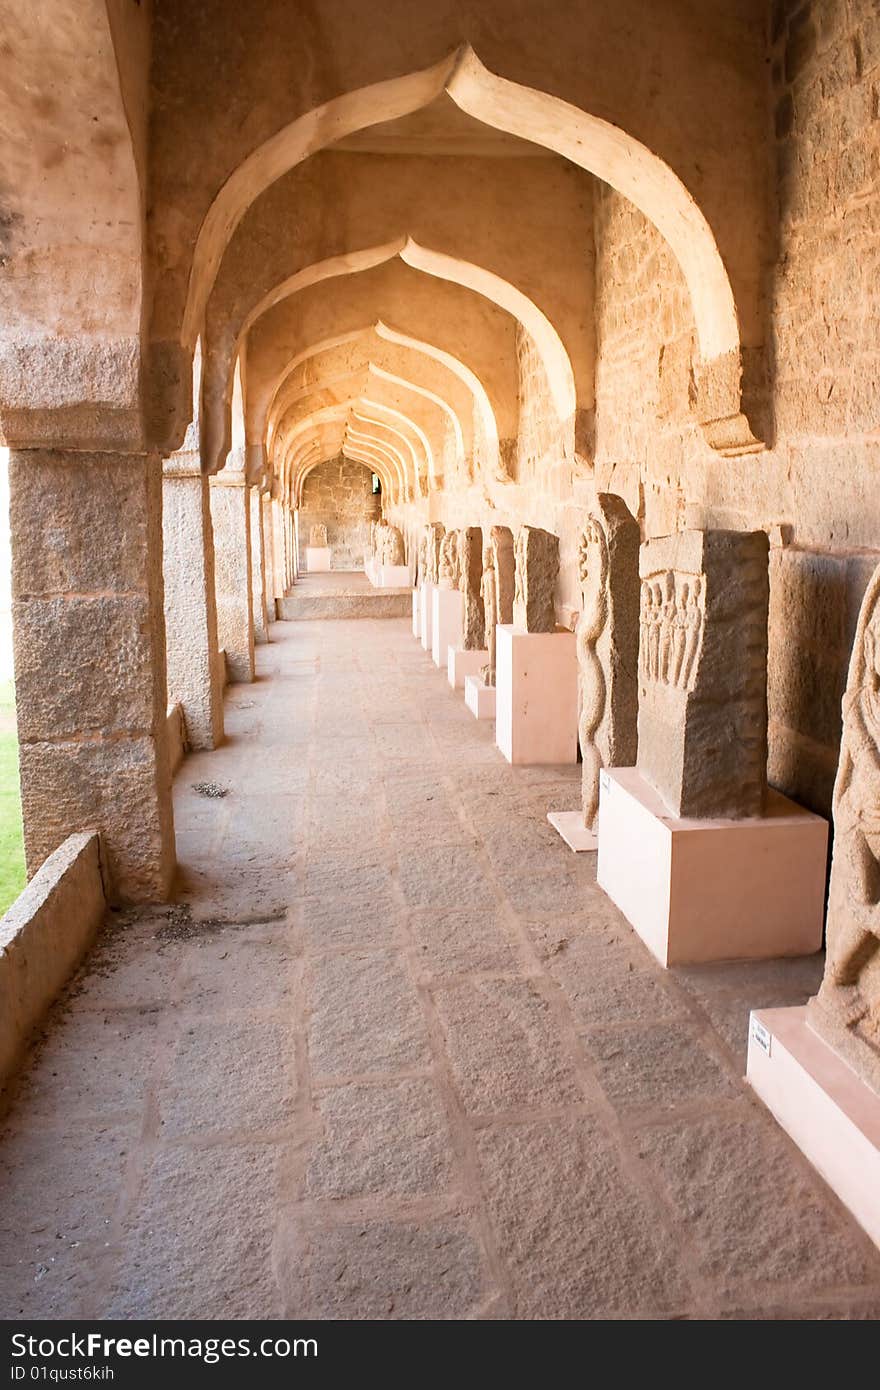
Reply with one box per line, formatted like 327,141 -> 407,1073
750,1016 -> 772,1057
599,770 -> 611,792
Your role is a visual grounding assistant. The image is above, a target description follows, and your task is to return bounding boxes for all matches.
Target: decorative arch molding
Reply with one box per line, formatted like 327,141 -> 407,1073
271,362 -> 465,472
275,395 -> 431,493
279,405 -> 414,503
294,447 -> 396,510
286,434 -> 399,509
182,45 -> 758,452
240,237 -> 575,426
263,321 -> 500,477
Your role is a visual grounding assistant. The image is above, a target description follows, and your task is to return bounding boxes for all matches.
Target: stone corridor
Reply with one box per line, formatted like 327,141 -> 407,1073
1,615 -> 879,1321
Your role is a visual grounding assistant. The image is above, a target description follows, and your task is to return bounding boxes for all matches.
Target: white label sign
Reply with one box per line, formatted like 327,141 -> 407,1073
750,1016 -> 772,1057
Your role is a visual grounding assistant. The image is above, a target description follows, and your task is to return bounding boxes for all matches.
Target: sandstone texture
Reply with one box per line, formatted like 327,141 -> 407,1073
637,529 -> 770,820
809,560 -> 880,1095
0,619 -> 877,1322
459,527 -> 485,650
513,526 -> 560,633
576,494 -> 640,830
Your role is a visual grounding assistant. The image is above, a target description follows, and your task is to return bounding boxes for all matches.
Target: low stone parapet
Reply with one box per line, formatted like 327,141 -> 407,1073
0,833 -> 106,1085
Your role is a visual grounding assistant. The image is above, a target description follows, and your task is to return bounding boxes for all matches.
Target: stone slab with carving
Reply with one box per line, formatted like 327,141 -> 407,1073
636,529 -> 769,820
438,530 -> 461,590
513,526 -> 559,633
425,522 -> 445,585
309,522 -> 328,548
480,525 -> 514,687
576,495 -> 640,832
459,527 -> 484,650
808,561 -> 880,1095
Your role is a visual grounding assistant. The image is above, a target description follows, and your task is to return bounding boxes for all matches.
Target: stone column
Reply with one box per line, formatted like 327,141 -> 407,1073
272,499 -> 286,600
262,493 -> 278,617
249,487 -> 269,644
162,454 -> 224,750
9,449 -> 176,903
209,466 -> 255,683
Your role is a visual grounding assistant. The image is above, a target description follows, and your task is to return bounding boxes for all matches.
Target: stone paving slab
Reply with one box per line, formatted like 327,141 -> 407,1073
0,616 -> 879,1320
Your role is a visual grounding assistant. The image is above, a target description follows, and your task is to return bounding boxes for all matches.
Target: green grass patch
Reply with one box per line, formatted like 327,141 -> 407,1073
0,680 -> 25,915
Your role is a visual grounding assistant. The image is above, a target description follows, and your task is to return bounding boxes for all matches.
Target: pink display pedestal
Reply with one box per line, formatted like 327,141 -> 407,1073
547,809 -> 597,852
419,583 -> 435,652
747,1006 -> 880,1250
495,625 -> 578,766
432,587 -> 462,669
412,588 -> 420,639
448,646 -> 488,691
597,768 -> 828,967
306,546 -> 332,573
464,674 -> 496,720
369,563 -> 410,589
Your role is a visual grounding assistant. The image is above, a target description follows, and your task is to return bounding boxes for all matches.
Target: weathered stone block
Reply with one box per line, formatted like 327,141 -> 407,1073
636,529 -> 770,819
18,736 -> 175,903
13,595 -> 158,742
513,526 -> 559,632
459,527 -> 484,650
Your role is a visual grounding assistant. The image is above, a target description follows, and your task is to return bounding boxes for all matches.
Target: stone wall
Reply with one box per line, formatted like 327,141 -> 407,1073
298,456 -> 383,570
586,0 -> 880,815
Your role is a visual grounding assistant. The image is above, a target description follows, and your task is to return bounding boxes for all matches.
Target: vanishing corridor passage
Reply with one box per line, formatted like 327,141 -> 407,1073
2,616 -> 880,1319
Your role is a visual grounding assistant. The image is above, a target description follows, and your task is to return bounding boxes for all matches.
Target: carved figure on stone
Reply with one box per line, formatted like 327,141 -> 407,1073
310,522 -> 328,548
370,520 -> 378,557
381,524 -> 405,566
424,522 -> 445,584
575,495 -> 640,832
459,527 -> 485,650
636,529 -> 769,820
480,542 -> 498,687
438,530 -> 461,589
809,563 -> 880,1094
490,526 -> 515,626
416,532 -> 427,586
513,526 -> 559,632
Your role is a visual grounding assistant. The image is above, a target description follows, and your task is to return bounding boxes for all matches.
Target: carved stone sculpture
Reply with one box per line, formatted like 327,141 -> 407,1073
480,542 -> 498,687
636,529 -> 769,819
576,495 -> 640,831
808,563 -> 880,1094
369,520 -> 378,557
310,522 -> 328,547
373,520 -> 404,566
459,527 -> 484,650
490,525 -> 514,625
424,522 -> 445,584
438,530 -> 461,589
416,532 -> 427,586
513,526 -> 559,632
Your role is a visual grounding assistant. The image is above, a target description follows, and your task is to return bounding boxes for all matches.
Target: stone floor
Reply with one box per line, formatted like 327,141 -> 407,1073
1,614 -> 880,1320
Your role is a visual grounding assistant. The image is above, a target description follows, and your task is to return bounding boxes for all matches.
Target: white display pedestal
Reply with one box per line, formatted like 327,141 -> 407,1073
306,546 -> 332,573
747,1006 -> 880,1250
597,768 -> 828,967
368,563 -> 410,589
432,587 -> 462,669
412,588 -> 421,639
464,674 -> 496,720
419,583 -> 435,652
448,647 -> 488,691
495,625 -> 578,766
547,809 -> 597,852
364,557 -> 377,585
